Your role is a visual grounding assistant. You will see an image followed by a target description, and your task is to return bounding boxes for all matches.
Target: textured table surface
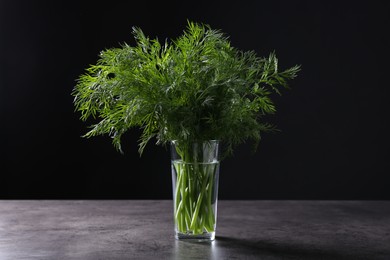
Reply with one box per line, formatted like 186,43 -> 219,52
0,200 -> 389,260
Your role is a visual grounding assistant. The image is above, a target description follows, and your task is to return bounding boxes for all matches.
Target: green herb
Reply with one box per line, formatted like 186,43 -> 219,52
72,21 -> 300,156
72,21 -> 300,236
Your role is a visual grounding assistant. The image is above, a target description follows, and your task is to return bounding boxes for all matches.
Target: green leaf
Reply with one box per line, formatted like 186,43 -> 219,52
72,20 -> 301,157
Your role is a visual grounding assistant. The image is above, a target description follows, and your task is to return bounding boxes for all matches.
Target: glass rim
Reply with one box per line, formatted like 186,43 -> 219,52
170,139 -> 220,144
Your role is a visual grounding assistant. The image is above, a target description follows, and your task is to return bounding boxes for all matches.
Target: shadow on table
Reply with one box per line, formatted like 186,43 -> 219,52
213,236 -> 370,260
173,239 -> 216,260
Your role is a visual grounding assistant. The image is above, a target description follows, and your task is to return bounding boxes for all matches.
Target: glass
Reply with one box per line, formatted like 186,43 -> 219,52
171,140 -> 220,241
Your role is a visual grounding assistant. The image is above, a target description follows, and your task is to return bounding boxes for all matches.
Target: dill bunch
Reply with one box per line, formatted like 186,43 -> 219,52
72,21 -> 300,157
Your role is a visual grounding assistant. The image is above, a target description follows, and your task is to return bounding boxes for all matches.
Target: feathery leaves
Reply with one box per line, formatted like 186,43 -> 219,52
72,21 -> 300,157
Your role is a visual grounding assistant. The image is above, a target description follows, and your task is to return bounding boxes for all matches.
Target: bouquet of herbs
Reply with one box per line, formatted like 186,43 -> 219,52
72,21 -> 300,236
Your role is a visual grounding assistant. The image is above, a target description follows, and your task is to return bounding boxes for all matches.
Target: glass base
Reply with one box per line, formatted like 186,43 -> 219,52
175,231 -> 215,242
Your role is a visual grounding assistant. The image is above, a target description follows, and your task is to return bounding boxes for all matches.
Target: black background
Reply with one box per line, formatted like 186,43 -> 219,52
1,1 -> 389,199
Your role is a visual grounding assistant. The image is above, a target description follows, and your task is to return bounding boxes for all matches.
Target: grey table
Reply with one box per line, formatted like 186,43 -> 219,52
0,200 -> 389,260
